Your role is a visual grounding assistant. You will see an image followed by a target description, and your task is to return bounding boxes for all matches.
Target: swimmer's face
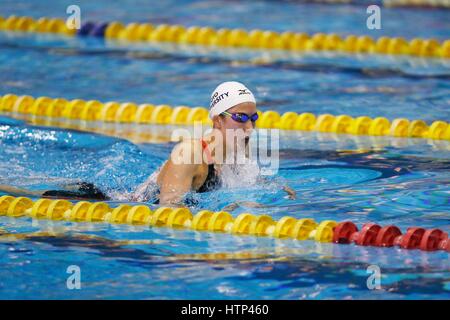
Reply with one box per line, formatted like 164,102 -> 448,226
213,101 -> 257,148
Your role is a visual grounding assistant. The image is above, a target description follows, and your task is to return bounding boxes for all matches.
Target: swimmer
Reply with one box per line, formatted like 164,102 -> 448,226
0,81 -> 296,207
131,81 -> 296,206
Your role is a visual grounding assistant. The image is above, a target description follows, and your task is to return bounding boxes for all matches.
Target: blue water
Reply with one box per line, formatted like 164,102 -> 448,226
0,0 -> 449,299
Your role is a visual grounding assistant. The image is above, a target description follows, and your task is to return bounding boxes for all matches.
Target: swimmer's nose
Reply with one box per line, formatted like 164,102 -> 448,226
244,119 -> 254,131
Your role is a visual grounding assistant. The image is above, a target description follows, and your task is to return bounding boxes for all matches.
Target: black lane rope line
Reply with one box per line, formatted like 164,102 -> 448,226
280,149 -> 450,172
1,41 -> 449,80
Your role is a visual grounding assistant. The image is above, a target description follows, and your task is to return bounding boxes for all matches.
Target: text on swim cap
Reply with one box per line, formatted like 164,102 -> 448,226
210,91 -> 229,108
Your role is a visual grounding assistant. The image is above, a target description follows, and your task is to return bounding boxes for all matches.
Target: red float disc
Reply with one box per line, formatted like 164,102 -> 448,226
438,238 -> 450,252
420,229 -> 448,251
397,227 -> 425,249
375,225 -> 402,247
332,221 -> 358,244
354,223 -> 381,246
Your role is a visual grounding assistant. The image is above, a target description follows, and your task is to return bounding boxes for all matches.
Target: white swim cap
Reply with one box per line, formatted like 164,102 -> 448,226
209,81 -> 256,119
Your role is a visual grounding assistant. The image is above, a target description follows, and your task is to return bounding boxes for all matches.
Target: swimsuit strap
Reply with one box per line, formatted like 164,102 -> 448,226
201,139 -> 214,165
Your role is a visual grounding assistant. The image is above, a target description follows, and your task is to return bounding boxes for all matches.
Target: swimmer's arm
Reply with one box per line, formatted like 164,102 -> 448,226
283,185 -> 296,200
130,169 -> 162,202
158,140 -> 203,206
221,185 -> 296,212
0,184 -> 43,197
258,176 -> 296,200
158,160 -> 197,206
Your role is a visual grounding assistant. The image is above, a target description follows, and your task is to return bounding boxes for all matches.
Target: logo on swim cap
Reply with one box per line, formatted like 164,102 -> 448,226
209,81 -> 256,119
238,89 -> 251,95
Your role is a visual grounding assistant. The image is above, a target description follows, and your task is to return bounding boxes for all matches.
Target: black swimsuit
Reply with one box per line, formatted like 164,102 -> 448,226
42,140 -> 221,205
41,164 -> 222,205
42,182 -> 111,201
150,163 -> 221,205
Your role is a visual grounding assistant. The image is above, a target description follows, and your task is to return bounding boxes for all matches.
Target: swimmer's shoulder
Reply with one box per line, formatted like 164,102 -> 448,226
166,138 -> 209,176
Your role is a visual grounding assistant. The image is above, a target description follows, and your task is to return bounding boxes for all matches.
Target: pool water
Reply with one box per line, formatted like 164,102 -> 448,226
0,0 -> 449,299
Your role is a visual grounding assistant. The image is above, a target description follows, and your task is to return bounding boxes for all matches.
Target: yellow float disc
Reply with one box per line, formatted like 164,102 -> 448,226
0,195 -> 14,216
7,197 -> 33,217
126,205 -> 152,225
105,21 -> 125,39
314,114 -> 335,132
30,198 -> 52,218
355,36 -> 375,53
46,98 -> 68,118
150,207 -> 173,226
247,29 -> 264,48
64,99 -> 86,119
419,39 -> 439,57
324,33 -> 343,51
331,115 -> 354,134
65,201 -> 91,221
166,208 -> 193,228
98,102 -> 120,122
374,36 -> 390,54
342,35 -> 358,52
136,23 -> 154,41
34,17 -> 50,33
259,110 -> 281,129
440,40 -> 450,58
207,211 -> 233,232
314,220 -> 338,243
81,100 -> 103,121
150,105 -> 172,124
47,18 -> 65,33
86,202 -> 111,222
186,107 -> 209,124
3,15 -> 19,30
249,215 -> 275,236
116,102 -> 138,123
349,116 -> 372,135
0,94 -> 18,112
135,104 -> 155,123
427,121 -> 448,140
279,31 -> 295,50
231,213 -> 256,235
166,25 -> 186,42
408,38 -> 424,56
170,106 -> 191,125
408,120 -> 428,138
279,112 -> 298,130
47,199 -> 72,220
390,118 -> 410,137
191,210 -> 214,231
368,117 -> 390,136
292,218 -> 318,240
387,37 -> 408,55
290,33 -> 309,51
227,28 -> 248,47
12,95 -> 35,114
273,216 -> 297,238
108,204 -> 131,223
294,113 -> 316,131
196,27 -> 216,45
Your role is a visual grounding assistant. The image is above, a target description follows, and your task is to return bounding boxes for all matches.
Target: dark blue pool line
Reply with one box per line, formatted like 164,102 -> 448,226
77,21 -> 109,37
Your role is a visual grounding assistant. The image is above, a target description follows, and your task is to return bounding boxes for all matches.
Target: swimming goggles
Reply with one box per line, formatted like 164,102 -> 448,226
221,111 -> 259,123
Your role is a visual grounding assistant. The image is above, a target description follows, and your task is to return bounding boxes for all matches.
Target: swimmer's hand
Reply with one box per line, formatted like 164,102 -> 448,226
283,186 -> 296,200
222,201 -> 268,212
222,202 -> 240,212
221,187 -> 296,211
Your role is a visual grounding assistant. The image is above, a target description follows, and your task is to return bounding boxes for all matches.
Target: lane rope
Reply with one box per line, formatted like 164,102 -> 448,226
1,93 -> 449,141
0,15 -> 449,59
0,195 -> 448,253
